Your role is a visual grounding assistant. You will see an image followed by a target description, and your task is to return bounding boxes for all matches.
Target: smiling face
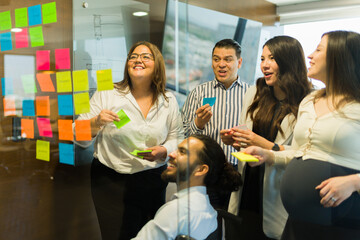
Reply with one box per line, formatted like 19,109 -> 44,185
261,45 -> 279,87
212,47 -> 242,89
127,45 -> 155,83
161,137 -> 204,184
308,35 -> 328,83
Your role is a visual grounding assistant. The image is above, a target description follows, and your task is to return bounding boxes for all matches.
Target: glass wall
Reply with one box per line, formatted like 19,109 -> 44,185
0,0 -> 262,239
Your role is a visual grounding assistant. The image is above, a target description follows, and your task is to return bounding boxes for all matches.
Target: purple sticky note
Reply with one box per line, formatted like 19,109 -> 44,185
55,48 -> 70,70
203,97 -> 216,107
37,117 -> 53,138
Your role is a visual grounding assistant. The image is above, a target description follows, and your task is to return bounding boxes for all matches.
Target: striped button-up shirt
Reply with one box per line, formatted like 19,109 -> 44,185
182,77 -> 250,166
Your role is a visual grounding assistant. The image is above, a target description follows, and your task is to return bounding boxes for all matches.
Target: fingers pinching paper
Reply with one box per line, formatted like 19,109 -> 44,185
231,152 -> 259,162
113,109 -> 131,128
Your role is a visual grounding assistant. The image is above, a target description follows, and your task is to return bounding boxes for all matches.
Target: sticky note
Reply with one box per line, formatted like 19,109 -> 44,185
3,97 -> 16,116
203,97 -> 216,107
73,70 -> 89,92
59,143 -> 75,165
37,117 -> 53,138
58,95 -> 73,116
1,77 -> 14,95
36,50 -> 50,70
55,48 -> 70,70
130,149 -> 152,159
15,28 -> 29,48
36,96 -> 50,116
0,11 -> 12,31
58,119 -> 73,141
36,73 -> 55,92
21,74 -> 37,94
36,140 -> 50,161
0,32 -> 13,51
97,69 -> 114,91
29,26 -> 44,47
113,109 -> 131,129
22,99 -> 35,117
42,2 -> 57,24
56,71 -> 72,92
74,92 -> 90,115
28,5 -> 42,26
21,118 -> 34,139
75,119 -> 92,141
231,152 -> 259,162
15,8 -> 28,28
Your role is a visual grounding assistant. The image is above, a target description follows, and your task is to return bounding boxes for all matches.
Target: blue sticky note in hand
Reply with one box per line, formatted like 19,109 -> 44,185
203,97 -> 216,107
58,94 -> 74,116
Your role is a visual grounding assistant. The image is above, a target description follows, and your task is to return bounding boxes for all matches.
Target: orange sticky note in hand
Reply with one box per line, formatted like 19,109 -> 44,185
21,118 -> 34,139
58,119 -> 73,141
36,73 -> 55,92
36,96 -> 50,116
75,119 -> 92,141
231,152 -> 259,162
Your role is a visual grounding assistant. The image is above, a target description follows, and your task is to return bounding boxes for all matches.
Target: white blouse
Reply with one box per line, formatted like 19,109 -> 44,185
274,91 -> 360,171
76,89 -> 184,174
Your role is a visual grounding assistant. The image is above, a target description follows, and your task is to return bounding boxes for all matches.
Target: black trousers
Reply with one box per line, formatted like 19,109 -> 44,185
90,158 -> 167,240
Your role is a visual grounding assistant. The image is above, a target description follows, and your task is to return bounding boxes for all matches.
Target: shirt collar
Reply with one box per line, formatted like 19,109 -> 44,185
213,76 -> 243,90
171,186 -> 207,200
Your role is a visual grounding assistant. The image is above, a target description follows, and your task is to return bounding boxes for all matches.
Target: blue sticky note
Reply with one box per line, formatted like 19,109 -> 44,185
1,77 -> 14,95
58,94 -> 73,116
28,5 -> 42,26
59,143 -> 75,165
22,99 -> 35,116
203,97 -> 216,106
0,32 -> 13,51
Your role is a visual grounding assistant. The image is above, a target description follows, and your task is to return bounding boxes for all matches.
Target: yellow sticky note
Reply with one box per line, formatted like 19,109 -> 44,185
73,70 -> 89,92
56,71 -> 72,92
36,140 -> 50,161
231,152 -> 259,162
74,92 -> 90,115
97,69 -> 114,91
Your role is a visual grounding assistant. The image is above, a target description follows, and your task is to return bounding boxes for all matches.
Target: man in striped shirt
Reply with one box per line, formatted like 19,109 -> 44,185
181,39 -> 249,209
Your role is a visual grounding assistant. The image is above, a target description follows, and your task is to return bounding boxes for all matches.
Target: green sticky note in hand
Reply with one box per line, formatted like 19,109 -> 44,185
114,109 -> 131,129
130,149 -> 152,159
231,152 -> 259,162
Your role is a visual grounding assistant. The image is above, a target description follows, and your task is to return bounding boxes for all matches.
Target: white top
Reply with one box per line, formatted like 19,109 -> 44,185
228,85 -> 296,239
76,89 -> 184,174
274,91 -> 360,171
132,186 -> 218,240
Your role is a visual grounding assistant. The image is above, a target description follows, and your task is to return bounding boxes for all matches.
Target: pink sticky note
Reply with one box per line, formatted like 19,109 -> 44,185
37,117 -> 53,138
15,28 -> 29,48
36,50 -> 50,71
55,48 -> 70,70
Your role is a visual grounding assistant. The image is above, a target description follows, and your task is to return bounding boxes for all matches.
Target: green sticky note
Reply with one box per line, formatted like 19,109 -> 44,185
73,70 -> 89,92
231,152 -> 259,162
42,2 -> 57,24
97,69 -> 114,91
36,140 -> 50,161
29,26 -> 44,47
21,74 -> 38,94
113,109 -> 131,129
0,11 -> 12,31
15,8 -> 28,28
74,92 -> 90,115
56,71 -> 72,92
130,149 -> 152,159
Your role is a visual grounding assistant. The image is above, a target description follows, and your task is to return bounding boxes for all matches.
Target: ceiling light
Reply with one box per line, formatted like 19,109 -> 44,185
133,11 -> 148,17
11,28 -> 22,33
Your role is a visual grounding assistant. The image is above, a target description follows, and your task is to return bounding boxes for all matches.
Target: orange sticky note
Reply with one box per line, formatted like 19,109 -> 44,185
36,96 -> 50,116
36,73 -> 55,92
58,119 -> 73,141
3,97 -> 16,116
21,118 -> 34,139
75,119 -> 91,141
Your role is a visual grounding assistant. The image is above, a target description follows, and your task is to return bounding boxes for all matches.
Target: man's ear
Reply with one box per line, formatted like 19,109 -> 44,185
194,164 -> 209,177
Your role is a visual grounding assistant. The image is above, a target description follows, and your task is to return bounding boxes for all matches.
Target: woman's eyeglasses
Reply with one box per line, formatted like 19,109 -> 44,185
128,53 -> 154,62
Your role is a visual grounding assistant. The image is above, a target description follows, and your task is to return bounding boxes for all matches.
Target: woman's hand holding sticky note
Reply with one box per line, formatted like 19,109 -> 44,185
231,152 -> 259,162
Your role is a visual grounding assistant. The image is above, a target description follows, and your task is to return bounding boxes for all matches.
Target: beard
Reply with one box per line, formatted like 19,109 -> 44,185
161,162 -> 199,183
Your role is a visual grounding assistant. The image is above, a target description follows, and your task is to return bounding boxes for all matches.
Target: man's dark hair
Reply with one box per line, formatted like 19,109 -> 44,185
190,134 -> 242,193
212,39 -> 242,58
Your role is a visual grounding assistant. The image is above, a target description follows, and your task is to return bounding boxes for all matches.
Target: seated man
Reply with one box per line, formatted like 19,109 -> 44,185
132,134 -> 242,240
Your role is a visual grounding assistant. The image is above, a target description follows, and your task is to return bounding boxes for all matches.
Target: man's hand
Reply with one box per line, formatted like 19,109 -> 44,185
194,104 -> 212,129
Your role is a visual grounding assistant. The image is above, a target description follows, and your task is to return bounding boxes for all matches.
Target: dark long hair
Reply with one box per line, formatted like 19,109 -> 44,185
190,134 -> 242,193
114,41 -> 168,104
247,36 -> 311,140
315,31 -> 360,108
